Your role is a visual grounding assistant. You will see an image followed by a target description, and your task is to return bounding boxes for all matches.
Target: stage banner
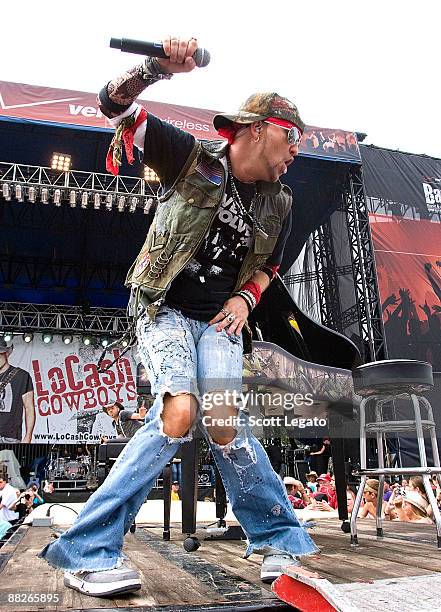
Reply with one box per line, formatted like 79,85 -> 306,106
0,81 -> 361,162
0,336 -> 139,444
362,145 -> 441,216
369,214 -> 441,370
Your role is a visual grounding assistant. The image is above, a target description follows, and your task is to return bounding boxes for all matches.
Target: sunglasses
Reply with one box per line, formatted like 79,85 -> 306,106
264,121 -> 303,146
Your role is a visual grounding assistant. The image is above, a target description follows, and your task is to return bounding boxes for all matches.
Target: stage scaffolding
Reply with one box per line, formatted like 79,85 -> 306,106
1,162 -> 386,360
0,301 -> 129,335
284,165 -> 386,363
0,162 -> 158,213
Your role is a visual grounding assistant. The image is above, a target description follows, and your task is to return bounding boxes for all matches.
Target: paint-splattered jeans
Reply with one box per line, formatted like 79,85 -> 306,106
39,306 -> 318,573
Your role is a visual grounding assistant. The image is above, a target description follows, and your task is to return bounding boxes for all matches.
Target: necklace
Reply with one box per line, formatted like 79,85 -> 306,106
227,159 -> 268,239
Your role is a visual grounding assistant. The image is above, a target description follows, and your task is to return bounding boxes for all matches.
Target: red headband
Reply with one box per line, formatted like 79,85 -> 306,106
265,117 -> 303,134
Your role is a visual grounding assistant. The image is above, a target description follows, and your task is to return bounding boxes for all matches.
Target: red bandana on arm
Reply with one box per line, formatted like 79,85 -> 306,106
106,108 -> 148,176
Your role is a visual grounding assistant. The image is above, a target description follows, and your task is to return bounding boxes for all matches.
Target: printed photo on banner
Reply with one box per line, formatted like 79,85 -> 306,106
0,336 -> 138,444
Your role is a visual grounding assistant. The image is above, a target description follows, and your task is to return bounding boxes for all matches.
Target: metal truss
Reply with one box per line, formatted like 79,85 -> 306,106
0,254 -> 128,294
311,219 -> 343,333
0,162 -> 159,213
0,301 -> 130,335
283,265 -> 353,287
343,166 -> 386,361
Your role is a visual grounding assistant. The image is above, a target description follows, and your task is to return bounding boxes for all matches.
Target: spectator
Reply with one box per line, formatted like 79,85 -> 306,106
14,492 -> 34,519
359,479 -> 381,519
305,471 -> 318,493
315,473 -> 337,509
347,485 -> 356,514
383,480 -> 393,502
0,477 -> 19,523
171,481 -> 180,502
283,477 -> 311,509
391,491 -> 432,524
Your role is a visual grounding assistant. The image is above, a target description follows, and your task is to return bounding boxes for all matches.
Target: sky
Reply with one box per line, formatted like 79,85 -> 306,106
1,0 -> 440,158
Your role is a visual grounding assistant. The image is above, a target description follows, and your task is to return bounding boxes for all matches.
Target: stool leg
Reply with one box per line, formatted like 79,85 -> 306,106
420,396 -> 441,489
163,463 -> 172,541
375,402 -> 385,538
181,439 -> 198,536
412,394 -> 441,549
351,476 -> 367,545
351,397 -> 368,545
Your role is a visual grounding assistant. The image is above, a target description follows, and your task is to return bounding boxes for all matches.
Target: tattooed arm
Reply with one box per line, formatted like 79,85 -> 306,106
98,36 -> 199,118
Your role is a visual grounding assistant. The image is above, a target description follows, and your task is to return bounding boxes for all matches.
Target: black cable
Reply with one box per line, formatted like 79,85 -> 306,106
45,503 -> 79,517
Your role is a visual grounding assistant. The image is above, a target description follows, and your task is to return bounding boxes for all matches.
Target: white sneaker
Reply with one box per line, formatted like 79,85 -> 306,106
260,553 -> 301,583
64,563 -> 141,597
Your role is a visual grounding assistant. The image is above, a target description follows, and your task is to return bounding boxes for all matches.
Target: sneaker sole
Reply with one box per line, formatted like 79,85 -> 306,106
64,574 -> 141,597
260,570 -> 281,583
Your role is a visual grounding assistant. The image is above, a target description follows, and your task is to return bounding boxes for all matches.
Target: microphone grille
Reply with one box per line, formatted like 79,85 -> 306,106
193,47 -> 211,68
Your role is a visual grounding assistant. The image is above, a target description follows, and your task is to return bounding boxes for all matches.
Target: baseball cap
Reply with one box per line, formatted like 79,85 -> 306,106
283,476 -> 297,485
318,473 -> 331,482
213,92 -> 305,133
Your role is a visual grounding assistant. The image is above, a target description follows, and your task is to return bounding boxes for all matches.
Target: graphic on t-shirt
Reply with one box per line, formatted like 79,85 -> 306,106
0,383 -> 13,413
0,365 -> 34,441
182,193 -> 252,284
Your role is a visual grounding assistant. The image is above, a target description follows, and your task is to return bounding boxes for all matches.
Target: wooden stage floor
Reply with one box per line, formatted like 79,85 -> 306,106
1,517 -> 441,611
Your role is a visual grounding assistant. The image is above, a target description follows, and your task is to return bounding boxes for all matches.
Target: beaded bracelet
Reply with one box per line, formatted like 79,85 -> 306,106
233,290 -> 256,313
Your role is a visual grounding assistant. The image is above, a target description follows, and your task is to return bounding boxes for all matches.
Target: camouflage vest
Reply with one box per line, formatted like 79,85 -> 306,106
126,139 -> 292,320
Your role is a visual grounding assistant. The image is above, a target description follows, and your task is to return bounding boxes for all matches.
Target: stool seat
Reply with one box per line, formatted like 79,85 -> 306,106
353,359 -> 433,396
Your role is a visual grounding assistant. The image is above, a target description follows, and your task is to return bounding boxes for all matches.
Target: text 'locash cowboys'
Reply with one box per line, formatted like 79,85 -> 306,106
32,350 -> 137,416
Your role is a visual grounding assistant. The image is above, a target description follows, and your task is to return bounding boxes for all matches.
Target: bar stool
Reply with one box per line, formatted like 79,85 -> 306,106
350,359 -> 441,548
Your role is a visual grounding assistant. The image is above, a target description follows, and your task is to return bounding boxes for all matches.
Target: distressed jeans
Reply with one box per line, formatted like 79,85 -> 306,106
39,306 -> 318,572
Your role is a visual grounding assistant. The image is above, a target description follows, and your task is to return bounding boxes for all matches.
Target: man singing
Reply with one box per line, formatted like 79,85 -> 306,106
39,36 -> 318,596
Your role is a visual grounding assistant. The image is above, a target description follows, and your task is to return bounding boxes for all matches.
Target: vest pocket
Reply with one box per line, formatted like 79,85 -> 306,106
254,223 -> 279,254
175,179 -> 218,208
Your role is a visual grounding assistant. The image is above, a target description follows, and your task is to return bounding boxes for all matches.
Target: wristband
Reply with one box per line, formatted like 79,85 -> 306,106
241,280 -> 262,304
142,56 -> 173,82
233,291 -> 255,313
261,264 -> 280,282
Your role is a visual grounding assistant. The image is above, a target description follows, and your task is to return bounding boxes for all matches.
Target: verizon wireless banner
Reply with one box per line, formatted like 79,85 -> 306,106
0,81 -> 361,162
0,336 -> 139,444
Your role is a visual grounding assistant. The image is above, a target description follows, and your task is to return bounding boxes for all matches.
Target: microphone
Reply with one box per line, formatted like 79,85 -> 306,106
110,38 -> 210,68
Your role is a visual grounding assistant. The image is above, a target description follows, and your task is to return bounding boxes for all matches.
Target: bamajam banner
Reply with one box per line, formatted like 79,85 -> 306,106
0,336 -> 139,444
0,80 -> 361,162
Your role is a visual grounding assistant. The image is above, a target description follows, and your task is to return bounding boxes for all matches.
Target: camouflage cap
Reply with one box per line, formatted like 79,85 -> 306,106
213,92 -> 305,133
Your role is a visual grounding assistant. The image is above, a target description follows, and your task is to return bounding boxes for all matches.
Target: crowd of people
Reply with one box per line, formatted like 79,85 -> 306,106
0,475 -> 44,538
283,471 -> 441,523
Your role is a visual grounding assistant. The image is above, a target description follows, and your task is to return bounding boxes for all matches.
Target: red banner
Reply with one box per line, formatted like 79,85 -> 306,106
370,213 -> 441,368
0,81 -> 360,161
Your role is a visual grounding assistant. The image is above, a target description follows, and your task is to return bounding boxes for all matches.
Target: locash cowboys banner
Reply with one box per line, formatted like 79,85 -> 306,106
0,336 -> 138,444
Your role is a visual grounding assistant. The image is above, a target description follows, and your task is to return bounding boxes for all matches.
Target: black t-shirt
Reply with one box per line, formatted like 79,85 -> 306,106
143,115 -> 292,321
0,365 -> 33,440
112,410 -> 142,439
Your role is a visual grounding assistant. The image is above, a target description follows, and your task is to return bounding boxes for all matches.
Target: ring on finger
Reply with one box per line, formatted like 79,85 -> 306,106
226,313 -> 236,323
221,308 -> 229,316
